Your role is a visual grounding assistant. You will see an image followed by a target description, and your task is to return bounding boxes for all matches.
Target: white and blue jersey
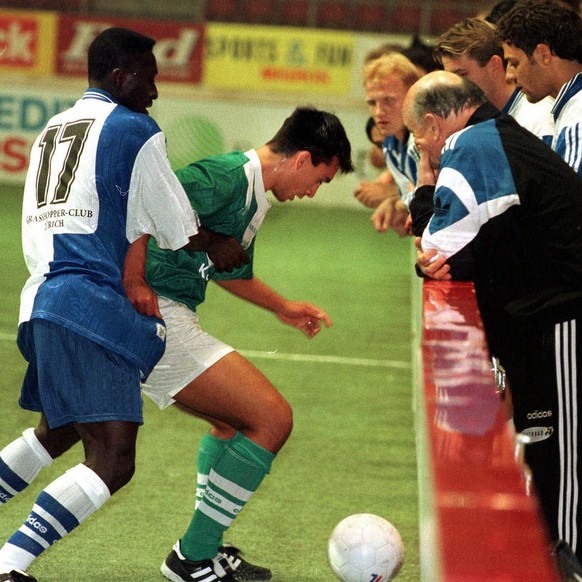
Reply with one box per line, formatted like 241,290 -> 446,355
552,72 -> 582,175
504,88 -> 554,145
410,104 -> 582,552
415,104 -> 582,321
19,89 -> 199,377
382,131 -> 419,207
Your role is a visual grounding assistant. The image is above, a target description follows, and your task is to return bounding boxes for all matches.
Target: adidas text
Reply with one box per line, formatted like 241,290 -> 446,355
527,410 -> 552,420
26,515 -> 48,534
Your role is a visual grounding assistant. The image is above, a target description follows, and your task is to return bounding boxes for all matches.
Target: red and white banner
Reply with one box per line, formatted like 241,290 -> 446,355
0,10 -> 57,75
56,14 -> 205,84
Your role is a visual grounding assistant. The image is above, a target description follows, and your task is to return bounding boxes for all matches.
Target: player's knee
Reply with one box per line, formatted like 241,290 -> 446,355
85,442 -> 137,494
269,398 -> 293,451
34,422 -> 80,459
114,460 -> 136,491
102,455 -> 136,494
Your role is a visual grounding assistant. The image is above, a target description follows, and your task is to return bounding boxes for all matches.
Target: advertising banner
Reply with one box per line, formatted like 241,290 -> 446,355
0,82 -> 375,209
0,10 -> 57,77
56,14 -> 204,84
147,94 -> 373,209
0,87 -> 77,181
205,24 -> 354,95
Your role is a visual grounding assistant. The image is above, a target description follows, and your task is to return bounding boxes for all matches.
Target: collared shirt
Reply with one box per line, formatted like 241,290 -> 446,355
552,71 -> 582,175
382,131 -> 419,207
503,87 -> 554,145
146,149 -> 270,313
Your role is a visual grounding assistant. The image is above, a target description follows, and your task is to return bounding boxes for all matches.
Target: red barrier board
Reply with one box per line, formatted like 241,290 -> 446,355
56,14 -> 204,83
421,280 -> 560,581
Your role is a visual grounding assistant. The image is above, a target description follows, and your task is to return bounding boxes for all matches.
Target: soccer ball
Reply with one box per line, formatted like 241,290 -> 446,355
328,513 -> 404,582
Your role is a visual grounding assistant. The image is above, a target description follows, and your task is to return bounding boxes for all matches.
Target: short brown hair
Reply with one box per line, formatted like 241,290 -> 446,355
435,18 -> 503,67
496,0 -> 582,62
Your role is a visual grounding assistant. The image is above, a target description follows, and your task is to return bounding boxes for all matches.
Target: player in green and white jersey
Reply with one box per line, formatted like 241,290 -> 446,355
130,107 -> 354,582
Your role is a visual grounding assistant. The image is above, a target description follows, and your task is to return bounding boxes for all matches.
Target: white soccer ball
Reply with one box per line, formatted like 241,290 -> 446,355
328,513 -> 404,582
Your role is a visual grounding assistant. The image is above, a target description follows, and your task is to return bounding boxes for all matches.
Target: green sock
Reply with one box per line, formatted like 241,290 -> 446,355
180,432 -> 275,561
195,433 -> 230,511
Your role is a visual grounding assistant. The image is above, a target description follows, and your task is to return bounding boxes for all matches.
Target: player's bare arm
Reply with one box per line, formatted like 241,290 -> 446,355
216,277 -> 332,338
185,227 -> 250,273
354,170 -> 398,209
123,234 -> 161,318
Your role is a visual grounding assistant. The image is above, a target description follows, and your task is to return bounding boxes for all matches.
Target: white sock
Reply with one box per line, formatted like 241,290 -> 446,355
0,428 -> 53,504
0,463 -> 110,572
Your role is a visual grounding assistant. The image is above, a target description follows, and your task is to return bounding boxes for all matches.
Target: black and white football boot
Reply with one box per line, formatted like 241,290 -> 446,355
161,541 -> 235,582
219,545 -> 272,581
0,571 -> 39,582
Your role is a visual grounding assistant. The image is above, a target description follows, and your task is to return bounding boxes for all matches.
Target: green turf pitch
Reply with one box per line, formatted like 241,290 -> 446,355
0,185 -> 419,581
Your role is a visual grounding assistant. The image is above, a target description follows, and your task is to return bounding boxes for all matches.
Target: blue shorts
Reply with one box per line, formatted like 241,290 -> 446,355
17,319 -> 143,429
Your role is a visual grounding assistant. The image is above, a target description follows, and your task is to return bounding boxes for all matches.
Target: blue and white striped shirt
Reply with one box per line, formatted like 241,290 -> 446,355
20,89 -> 199,376
382,131 -> 419,207
552,72 -> 582,176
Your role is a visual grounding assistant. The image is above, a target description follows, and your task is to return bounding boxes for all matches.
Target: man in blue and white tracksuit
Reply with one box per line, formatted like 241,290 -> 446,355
406,71 -> 582,563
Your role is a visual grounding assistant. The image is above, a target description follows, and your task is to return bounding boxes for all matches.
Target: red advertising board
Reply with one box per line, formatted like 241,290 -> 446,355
0,10 -> 56,75
0,15 -> 38,67
57,14 -> 204,83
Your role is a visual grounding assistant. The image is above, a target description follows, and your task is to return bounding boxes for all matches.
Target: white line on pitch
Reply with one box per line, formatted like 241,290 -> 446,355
240,350 -> 410,369
0,332 -> 409,369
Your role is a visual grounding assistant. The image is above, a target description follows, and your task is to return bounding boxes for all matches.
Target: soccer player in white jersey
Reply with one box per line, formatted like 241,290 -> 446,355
0,27 -> 247,582
497,0 -> 582,175
434,17 -> 555,144
128,107 -> 353,582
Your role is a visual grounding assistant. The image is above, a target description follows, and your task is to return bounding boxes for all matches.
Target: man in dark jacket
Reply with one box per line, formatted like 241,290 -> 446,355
406,70 -> 582,566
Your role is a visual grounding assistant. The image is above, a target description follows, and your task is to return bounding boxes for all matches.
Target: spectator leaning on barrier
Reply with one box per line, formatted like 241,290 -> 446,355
357,52 -> 420,236
353,44 -> 402,211
496,0 -> 582,175
354,40 -> 439,221
405,70 -> 582,569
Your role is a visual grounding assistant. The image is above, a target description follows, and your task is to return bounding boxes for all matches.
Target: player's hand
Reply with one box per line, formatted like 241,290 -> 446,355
277,301 -> 332,338
124,277 -> 162,318
391,200 -> 412,237
370,197 -> 410,236
417,149 -> 437,187
371,197 -> 396,232
205,232 -> 250,273
186,228 -> 249,272
415,237 -> 451,280
354,181 -> 391,209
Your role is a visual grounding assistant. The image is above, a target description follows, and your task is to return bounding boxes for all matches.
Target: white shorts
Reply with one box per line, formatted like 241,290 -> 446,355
142,296 -> 234,410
